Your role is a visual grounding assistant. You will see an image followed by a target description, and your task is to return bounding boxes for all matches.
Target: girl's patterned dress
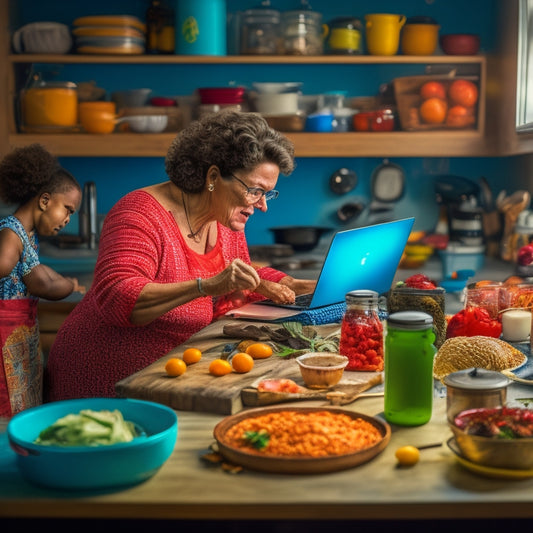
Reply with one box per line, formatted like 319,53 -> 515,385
0,215 -> 42,419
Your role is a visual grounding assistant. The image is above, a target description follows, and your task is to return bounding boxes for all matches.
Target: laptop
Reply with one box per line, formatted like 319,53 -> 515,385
256,217 -> 415,311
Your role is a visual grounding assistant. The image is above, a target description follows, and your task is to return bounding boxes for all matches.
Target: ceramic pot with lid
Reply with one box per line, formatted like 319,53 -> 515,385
400,16 -> 439,55
443,368 -> 511,423
21,78 -> 78,131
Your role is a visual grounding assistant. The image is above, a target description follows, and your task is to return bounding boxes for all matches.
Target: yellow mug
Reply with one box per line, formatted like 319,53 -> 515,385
365,13 -> 406,56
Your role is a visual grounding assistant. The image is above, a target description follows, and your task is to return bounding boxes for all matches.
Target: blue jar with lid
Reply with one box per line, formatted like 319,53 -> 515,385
384,311 -> 436,426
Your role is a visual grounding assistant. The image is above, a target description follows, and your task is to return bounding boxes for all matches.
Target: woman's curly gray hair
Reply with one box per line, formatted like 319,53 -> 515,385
165,110 -> 295,193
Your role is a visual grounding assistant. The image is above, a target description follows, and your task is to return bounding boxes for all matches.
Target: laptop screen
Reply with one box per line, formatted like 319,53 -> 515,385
309,217 -> 415,308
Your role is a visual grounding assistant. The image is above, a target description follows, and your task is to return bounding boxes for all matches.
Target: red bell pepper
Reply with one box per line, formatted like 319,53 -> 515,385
446,307 -> 502,339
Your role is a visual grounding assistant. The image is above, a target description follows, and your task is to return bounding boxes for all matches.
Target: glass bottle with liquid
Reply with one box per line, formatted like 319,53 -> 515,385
384,311 -> 436,426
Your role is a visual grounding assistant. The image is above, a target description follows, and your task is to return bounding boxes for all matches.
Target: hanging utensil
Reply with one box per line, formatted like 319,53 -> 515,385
329,167 -> 357,195
337,200 -> 365,223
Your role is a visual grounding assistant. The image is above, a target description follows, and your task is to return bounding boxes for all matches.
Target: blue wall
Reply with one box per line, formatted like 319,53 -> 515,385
12,0 -> 516,245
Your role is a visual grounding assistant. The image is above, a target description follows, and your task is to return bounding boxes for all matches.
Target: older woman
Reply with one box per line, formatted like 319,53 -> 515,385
45,110 -> 316,400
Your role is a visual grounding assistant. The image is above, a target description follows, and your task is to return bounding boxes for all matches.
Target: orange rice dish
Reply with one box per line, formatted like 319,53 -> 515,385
224,410 -> 383,458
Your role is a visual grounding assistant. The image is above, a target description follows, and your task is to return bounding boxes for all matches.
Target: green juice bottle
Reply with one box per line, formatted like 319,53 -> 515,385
384,311 -> 436,426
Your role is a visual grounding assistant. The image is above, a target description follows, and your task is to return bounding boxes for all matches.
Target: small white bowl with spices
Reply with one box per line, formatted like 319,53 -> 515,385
296,353 -> 349,389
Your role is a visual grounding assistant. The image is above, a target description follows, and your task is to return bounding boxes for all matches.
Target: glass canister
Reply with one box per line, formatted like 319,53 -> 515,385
326,16 -> 362,54
240,6 -> 281,55
280,9 -> 327,55
339,290 -> 384,372
384,311 -> 436,426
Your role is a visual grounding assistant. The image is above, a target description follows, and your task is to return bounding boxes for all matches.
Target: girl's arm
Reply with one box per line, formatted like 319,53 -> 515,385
23,264 -> 78,300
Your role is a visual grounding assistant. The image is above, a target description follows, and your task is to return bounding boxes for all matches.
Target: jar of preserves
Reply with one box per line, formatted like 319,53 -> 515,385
339,290 -> 384,371
384,311 -> 436,426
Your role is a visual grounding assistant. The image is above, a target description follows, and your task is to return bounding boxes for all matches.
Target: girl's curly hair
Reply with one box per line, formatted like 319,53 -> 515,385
165,110 -> 295,193
0,143 -> 80,206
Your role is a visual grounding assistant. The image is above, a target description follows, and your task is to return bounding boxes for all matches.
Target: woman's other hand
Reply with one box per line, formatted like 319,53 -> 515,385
256,278 -> 296,304
279,276 -> 317,296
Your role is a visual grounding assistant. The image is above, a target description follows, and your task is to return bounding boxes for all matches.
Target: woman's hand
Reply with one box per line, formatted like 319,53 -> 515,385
255,278 -> 296,304
203,258 -> 261,296
278,275 -> 317,296
65,277 -> 86,295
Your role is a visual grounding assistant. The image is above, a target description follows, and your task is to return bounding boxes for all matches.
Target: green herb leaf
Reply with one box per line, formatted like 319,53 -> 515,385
243,429 -> 270,450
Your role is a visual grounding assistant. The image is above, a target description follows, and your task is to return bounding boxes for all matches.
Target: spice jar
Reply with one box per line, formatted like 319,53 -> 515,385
280,9 -> 328,55
339,290 -> 384,371
384,311 -> 436,426
326,16 -> 362,54
145,0 -> 175,54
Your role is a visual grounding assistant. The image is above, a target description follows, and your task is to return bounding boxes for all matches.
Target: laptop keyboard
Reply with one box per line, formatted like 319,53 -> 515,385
293,293 -> 313,307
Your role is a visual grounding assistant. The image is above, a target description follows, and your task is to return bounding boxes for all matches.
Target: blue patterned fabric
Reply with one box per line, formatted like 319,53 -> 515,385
0,215 -> 40,299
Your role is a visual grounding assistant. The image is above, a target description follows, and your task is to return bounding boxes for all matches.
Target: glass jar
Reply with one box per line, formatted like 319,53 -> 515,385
280,10 -> 327,55
240,7 -> 281,55
326,16 -> 362,54
384,311 -> 436,426
145,0 -> 175,54
387,285 -> 446,347
339,290 -> 384,371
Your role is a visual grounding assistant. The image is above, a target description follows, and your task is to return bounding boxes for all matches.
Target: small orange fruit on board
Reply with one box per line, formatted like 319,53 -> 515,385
245,342 -> 273,359
209,359 -> 232,376
419,97 -> 447,124
183,347 -> 202,364
231,352 -> 254,373
165,358 -> 187,377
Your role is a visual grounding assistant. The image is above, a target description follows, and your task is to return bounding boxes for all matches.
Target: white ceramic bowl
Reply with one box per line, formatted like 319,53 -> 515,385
252,82 -> 302,94
111,89 -> 153,110
254,93 -> 300,115
124,115 -> 168,133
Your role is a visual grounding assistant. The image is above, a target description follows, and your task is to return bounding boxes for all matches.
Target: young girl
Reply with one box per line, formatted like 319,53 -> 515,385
0,144 -> 84,418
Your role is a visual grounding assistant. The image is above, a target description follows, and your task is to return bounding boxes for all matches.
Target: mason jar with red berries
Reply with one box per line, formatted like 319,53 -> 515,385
339,290 -> 384,371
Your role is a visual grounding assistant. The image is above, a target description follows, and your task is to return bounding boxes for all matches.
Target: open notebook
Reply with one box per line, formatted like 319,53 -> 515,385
226,217 -> 415,321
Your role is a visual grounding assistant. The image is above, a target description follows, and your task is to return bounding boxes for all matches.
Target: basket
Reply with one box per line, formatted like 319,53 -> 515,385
393,74 -> 479,132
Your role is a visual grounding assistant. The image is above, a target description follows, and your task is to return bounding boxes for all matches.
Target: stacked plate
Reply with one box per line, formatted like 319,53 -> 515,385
72,15 -> 146,55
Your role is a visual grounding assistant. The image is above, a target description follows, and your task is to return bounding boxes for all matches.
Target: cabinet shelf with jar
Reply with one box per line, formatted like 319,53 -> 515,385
4,52 -> 491,157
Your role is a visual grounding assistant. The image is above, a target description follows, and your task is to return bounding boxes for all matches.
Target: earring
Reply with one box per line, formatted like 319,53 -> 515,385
208,183 -> 214,192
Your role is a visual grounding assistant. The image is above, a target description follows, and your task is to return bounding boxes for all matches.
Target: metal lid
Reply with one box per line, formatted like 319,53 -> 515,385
345,289 -> 378,304
387,311 -> 433,330
443,367 -> 511,390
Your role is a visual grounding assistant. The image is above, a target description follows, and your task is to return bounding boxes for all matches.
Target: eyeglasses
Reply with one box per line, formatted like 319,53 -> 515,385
227,174 -> 279,203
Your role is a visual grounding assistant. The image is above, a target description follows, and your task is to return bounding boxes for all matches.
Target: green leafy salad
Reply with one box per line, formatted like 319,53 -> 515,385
35,409 -> 142,447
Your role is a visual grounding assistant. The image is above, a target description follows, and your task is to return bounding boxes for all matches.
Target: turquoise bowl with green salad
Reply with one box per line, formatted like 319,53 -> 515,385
7,398 -> 177,490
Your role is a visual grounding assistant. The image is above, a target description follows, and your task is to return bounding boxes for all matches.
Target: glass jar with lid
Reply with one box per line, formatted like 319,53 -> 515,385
240,4 -> 281,55
339,290 -> 384,371
326,16 -> 362,54
280,9 -> 328,55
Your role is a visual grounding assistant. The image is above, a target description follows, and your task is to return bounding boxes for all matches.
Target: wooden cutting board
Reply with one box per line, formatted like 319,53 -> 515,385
115,321 -> 383,415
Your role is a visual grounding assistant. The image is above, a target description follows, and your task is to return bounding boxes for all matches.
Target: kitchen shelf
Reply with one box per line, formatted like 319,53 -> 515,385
5,52 -> 490,157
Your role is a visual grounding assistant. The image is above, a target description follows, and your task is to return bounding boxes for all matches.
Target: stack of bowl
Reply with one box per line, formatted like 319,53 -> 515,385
72,15 -> 146,55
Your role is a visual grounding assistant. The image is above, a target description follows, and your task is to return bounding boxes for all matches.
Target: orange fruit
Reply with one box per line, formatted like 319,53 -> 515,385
209,359 -> 232,376
245,342 -> 273,359
183,347 -> 202,364
419,97 -> 447,124
231,352 -> 254,373
419,81 -> 446,101
165,358 -> 187,377
446,105 -> 475,128
448,80 -> 478,108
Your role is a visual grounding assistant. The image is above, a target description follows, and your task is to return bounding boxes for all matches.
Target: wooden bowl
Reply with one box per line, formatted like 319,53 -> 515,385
214,406 -> 390,474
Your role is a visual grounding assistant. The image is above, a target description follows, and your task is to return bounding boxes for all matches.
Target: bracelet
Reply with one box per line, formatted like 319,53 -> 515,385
196,277 -> 207,296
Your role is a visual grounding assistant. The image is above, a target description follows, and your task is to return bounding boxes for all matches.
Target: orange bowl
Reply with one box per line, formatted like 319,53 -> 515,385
79,101 -> 117,134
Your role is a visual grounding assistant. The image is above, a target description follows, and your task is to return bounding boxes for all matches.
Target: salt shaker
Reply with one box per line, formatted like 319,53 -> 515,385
384,311 -> 436,426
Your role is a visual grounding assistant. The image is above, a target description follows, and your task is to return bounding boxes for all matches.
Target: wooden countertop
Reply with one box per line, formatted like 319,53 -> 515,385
2,319 -> 533,523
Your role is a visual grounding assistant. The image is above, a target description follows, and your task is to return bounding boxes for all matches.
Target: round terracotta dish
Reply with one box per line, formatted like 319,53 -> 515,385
213,406 -> 390,474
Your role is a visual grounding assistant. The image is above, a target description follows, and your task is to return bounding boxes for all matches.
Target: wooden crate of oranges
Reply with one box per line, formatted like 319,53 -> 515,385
393,75 -> 479,131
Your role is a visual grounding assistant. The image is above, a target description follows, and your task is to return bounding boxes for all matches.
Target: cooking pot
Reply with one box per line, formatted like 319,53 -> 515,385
401,17 -> 440,55
21,80 -> 78,131
269,226 -> 332,252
